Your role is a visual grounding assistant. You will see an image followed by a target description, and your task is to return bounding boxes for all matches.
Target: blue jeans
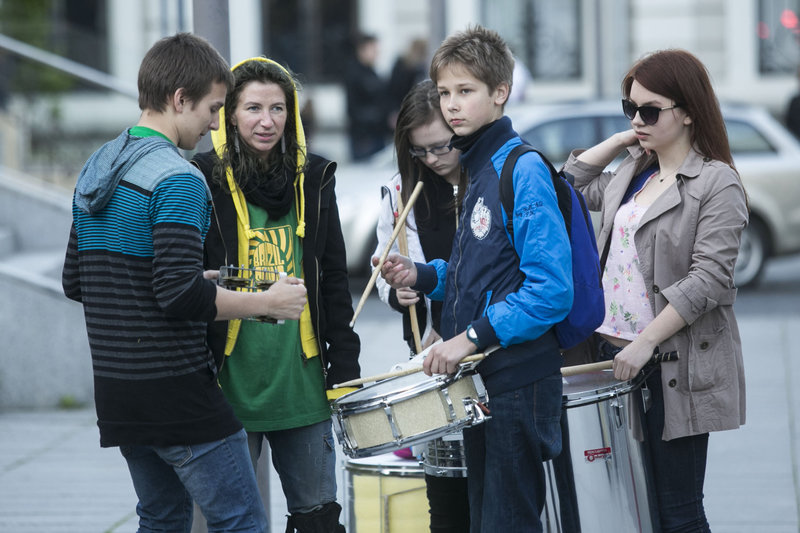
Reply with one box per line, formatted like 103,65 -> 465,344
119,428 -> 268,533
597,338 -> 711,532
462,373 -> 563,533
247,418 -> 337,515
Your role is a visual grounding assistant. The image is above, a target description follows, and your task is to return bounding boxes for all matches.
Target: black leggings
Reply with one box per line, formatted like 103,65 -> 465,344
425,474 -> 470,533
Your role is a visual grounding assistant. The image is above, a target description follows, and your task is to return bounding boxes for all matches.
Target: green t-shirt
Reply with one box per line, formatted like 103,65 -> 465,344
218,202 -> 329,431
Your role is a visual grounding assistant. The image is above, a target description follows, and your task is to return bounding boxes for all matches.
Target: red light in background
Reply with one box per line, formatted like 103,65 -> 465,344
758,21 -> 770,39
781,9 -> 799,29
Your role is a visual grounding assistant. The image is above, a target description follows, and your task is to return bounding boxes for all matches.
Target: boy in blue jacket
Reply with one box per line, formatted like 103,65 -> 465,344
376,25 -> 573,531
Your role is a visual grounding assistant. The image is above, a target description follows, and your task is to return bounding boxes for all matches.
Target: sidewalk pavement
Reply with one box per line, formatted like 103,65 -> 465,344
1,311 -> 798,532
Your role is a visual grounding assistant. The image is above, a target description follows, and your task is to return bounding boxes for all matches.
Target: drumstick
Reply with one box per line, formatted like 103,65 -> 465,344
561,350 -> 679,377
350,180 -> 424,328
560,360 -> 612,376
394,185 -> 423,354
332,353 -> 487,389
334,349 -> 679,388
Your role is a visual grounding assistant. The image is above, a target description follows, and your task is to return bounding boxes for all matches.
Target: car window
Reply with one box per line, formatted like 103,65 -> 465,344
725,119 -> 776,154
520,117 -> 600,164
520,114 -> 632,165
600,116 -> 632,139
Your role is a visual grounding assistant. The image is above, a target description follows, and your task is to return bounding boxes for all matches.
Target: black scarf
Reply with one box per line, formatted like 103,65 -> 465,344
239,164 -> 295,219
450,121 -> 495,153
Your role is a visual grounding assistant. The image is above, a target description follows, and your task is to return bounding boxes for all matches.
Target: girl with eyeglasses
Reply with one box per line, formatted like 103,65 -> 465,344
374,79 -> 466,357
372,79 -> 469,533
563,49 -> 748,532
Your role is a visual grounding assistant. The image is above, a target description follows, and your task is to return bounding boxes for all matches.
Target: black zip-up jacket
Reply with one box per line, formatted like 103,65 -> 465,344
193,151 -> 361,389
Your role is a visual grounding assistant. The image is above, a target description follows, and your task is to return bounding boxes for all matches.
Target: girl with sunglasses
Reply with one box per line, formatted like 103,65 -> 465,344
563,49 -> 748,532
372,79 -> 468,532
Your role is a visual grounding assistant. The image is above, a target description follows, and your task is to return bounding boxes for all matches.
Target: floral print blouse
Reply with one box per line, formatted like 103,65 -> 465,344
596,193 -> 655,341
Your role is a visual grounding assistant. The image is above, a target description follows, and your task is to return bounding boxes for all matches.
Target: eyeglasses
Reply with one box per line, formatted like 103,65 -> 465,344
622,99 -> 681,125
409,144 -> 453,158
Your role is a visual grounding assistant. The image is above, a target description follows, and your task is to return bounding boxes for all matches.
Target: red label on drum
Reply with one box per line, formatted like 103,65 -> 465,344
584,447 -> 612,462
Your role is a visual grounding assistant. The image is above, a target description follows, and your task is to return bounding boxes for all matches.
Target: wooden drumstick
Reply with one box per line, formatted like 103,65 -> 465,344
350,180 -> 424,328
394,185 -> 423,355
336,355 -> 602,388
334,350 -> 678,388
560,350 -> 679,377
332,353 -> 487,389
560,360 -> 612,376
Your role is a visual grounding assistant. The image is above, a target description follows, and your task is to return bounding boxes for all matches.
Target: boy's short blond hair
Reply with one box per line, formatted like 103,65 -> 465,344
429,25 -> 514,96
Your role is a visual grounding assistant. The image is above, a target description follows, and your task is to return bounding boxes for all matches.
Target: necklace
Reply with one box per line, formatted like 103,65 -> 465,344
656,167 -> 679,183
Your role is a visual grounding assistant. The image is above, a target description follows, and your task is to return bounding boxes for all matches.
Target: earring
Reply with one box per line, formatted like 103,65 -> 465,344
233,125 -> 240,154
281,135 -> 286,154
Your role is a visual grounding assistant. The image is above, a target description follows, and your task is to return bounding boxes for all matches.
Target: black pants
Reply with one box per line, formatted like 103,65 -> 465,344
425,474 -> 470,532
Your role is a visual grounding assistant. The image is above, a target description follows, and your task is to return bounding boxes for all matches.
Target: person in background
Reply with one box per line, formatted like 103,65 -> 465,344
387,38 -> 429,128
376,26 -> 573,532
192,57 -> 360,533
63,33 -> 309,533
564,48 -> 747,532
345,32 -> 389,161
785,65 -> 800,138
373,79 -> 468,532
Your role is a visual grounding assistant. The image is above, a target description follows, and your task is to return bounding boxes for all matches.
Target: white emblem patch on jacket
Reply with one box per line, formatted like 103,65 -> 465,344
470,197 -> 491,240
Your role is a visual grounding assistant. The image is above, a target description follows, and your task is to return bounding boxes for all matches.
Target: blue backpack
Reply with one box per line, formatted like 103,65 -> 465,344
499,144 -> 605,350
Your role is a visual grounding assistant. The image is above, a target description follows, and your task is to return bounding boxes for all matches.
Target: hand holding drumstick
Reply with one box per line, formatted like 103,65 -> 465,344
350,181 -> 424,327
394,185 -> 423,354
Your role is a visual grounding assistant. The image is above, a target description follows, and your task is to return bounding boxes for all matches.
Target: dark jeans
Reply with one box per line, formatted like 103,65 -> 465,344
598,338 -> 711,533
462,374 -> 563,533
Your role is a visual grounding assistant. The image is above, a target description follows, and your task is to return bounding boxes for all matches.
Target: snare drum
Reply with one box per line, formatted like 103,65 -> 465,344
332,368 -> 488,458
344,453 -> 428,533
543,370 -> 658,533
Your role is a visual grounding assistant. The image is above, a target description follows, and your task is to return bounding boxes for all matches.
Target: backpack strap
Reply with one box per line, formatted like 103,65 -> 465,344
500,143 -> 570,239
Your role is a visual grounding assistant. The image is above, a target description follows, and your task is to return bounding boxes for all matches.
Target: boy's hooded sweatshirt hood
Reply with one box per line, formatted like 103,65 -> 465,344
74,132 -> 179,214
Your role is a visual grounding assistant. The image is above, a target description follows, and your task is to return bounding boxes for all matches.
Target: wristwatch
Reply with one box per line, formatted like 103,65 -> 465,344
466,324 -> 481,348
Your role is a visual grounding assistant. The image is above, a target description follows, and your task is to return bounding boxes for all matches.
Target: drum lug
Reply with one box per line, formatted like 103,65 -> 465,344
463,398 -> 490,425
383,403 -> 403,442
641,385 -> 652,412
611,397 -> 624,428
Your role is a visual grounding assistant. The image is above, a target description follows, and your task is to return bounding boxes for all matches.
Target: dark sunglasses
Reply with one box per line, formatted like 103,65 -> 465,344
622,99 -> 681,125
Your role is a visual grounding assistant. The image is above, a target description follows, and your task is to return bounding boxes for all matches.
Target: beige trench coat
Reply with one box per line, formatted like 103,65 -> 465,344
563,146 -> 747,440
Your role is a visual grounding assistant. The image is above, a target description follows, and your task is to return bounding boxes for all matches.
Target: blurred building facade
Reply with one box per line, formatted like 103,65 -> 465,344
2,0 -> 800,177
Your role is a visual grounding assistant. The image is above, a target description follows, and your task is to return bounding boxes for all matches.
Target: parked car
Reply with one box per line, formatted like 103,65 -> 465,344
336,101 -> 800,287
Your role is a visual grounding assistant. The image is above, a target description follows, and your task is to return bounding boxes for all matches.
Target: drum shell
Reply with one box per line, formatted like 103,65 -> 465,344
542,370 -> 659,533
422,433 -> 467,478
344,453 -> 428,533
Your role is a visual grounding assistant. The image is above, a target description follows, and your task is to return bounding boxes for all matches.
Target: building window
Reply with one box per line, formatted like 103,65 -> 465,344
0,0 -> 108,94
262,0 -> 354,83
483,0 -> 582,81
758,0 -> 800,74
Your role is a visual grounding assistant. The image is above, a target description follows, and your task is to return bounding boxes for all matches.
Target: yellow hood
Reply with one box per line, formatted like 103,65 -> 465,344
212,57 -> 318,360
210,56 -> 307,239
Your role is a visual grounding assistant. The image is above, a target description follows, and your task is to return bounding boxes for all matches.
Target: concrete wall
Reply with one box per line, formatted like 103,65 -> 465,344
0,267 -> 93,409
0,167 -> 93,409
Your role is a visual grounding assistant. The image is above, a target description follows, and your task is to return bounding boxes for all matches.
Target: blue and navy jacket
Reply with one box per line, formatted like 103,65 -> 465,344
414,117 -> 573,394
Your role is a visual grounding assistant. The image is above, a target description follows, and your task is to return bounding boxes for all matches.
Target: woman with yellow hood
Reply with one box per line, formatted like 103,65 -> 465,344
192,57 -> 360,532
